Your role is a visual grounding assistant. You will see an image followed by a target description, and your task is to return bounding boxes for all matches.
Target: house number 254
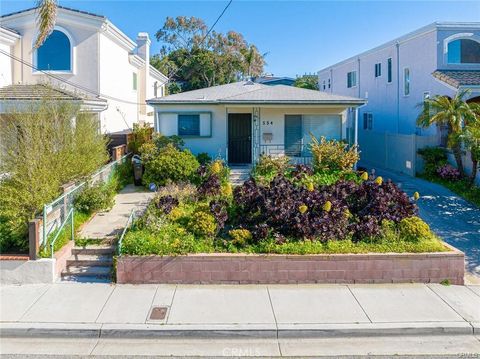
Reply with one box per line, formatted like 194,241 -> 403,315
262,121 -> 273,125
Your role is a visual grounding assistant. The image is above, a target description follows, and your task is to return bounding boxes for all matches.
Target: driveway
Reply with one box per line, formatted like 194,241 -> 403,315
369,167 -> 480,279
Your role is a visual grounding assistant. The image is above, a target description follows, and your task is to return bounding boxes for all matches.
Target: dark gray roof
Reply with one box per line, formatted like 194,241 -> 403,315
148,81 -> 365,105
433,70 -> 480,88
1,5 -> 105,19
0,84 -> 106,103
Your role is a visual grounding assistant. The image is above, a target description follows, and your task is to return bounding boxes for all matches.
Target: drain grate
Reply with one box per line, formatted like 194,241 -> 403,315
149,306 -> 168,320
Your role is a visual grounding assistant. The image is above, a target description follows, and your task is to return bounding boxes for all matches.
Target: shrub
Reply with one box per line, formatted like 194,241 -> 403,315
128,123 -> 152,154
252,155 -> 291,184
153,134 -> 184,150
156,195 -> 179,214
198,174 -> 221,198
187,209 -> 217,237
310,136 -> 359,172
209,199 -> 229,230
74,181 -> 116,214
437,164 -> 461,181
229,229 -> 253,246
157,182 -> 197,203
417,147 -> 448,176
196,152 -> 212,165
0,99 -> 108,252
142,144 -> 199,186
398,216 -> 432,241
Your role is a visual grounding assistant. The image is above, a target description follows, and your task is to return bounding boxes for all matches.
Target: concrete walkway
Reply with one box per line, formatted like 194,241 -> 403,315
1,283 -> 480,339
367,167 -> 480,280
79,184 -> 155,240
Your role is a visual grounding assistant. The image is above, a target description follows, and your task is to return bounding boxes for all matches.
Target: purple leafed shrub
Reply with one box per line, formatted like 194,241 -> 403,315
233,175 -> 417,242
436,164 -> 461,181
209,199 -> 228,230
198,174 -> 221,198
156,195 -> 179,214
289,164 -> 314,180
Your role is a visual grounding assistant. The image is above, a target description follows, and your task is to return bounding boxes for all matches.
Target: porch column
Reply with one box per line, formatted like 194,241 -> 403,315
252,107 -> 261,164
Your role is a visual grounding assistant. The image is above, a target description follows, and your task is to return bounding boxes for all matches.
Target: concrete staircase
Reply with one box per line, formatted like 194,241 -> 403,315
229,167 -> 251,186
62,244 -> 115,282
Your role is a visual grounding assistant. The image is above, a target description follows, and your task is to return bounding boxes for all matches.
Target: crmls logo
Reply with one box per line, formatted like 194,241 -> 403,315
222,347 -> 261,356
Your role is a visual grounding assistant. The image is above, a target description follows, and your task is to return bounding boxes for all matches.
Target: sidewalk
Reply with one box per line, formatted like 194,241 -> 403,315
79,184 -> 155,240
1,283 -> 480,339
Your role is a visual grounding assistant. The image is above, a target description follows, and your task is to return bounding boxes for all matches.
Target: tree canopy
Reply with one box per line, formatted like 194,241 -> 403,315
294,75 -> 319,90
151,16 -> 266,93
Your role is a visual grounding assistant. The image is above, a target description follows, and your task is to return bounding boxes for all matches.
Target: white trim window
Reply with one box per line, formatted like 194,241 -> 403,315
35,27 -> 73,72
374,63 -> 382,78
447,38 -> 480,64
157,112 -> 212,138
403,68 -> 410,96
347,71 -> 357,88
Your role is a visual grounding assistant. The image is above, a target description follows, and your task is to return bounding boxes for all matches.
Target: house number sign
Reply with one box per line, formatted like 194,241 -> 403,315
262,121 -> 274,126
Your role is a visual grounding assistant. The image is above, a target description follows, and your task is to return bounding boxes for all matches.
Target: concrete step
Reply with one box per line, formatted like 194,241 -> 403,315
71,245 -> 116,256
66,254 -> 113,267
62,265 -> 112,279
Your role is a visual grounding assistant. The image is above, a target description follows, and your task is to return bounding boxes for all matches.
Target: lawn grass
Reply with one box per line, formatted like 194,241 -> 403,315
121,227 -> 448,256
418,174 -> 480,207
39,210 -> 91,258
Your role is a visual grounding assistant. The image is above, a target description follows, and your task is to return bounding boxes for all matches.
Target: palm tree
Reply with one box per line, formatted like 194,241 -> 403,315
33,0 -> 58,49
462,104 -> 480,184
417,89 -> 475,177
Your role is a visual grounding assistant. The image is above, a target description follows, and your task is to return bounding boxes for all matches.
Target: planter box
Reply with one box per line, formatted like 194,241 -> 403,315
117,243 -> 464,285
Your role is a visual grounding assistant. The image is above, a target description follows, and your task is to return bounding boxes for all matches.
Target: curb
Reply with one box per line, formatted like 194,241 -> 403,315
0,321 -> 474,339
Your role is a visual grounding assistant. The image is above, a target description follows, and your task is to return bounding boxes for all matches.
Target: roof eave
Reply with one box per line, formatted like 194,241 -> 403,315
147,100 -> 366,106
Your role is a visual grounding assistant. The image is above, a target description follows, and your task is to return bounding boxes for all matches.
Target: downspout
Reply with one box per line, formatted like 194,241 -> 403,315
354,103 -> 367,170
396,41 -> 400,134
357,57 -> 361,98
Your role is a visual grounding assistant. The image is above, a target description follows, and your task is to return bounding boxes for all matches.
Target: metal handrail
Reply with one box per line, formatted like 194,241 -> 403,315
117,209 -> 135,256
50,208 -> 74,258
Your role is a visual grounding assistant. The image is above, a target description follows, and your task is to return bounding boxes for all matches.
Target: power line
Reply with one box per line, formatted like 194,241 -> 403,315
0,0 -> 234,103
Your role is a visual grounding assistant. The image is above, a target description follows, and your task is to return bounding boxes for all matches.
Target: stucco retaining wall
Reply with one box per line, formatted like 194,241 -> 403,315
117,243 -> 464,285
0,240 -> 74,284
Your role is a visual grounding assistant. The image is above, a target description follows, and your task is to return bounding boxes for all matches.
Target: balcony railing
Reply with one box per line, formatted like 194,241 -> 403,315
259,144 -> 313,165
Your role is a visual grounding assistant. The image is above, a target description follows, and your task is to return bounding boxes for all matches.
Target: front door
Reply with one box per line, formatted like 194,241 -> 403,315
228,113 -> 252,164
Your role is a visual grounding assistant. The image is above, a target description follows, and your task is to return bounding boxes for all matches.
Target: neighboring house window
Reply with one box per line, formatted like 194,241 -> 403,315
154,81 -> 158,97
322,80 -> 326,90
404,68 -> 410,96
36,29 -> 71,71
387,58 -> 392,83
375,63 -> 382,78
447,39 -> 480,64
132,73 -> 137,91
363,113 -> 373,130
284,114 -> 342,157
328,78 -> 331,89
347,71 -> 357,88
178,114 -> 200,136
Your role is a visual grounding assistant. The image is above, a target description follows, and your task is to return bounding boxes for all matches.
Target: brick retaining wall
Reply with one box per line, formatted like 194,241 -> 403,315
117,243 -> 464,285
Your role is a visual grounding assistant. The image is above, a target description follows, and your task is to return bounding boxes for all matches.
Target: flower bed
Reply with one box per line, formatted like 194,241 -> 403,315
118,138 -> 463,284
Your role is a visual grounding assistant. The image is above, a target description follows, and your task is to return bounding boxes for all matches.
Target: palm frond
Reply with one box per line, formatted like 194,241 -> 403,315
33,0 -> 58,49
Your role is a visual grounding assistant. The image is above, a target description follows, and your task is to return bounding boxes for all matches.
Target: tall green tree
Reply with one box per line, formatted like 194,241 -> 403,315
294,75 -> 319,90
417,90 -> 476,177
463,103 -> 480,184
152,16 -> 266,92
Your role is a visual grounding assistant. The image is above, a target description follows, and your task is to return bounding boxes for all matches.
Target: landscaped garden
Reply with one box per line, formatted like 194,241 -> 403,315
416,90 -> 480,207
120,135 -> 447,256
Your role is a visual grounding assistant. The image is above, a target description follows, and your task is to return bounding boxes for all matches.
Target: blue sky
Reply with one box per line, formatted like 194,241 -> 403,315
1,1 -> 479,77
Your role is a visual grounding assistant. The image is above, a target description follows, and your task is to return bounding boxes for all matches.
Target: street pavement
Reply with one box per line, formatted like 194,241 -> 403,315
366,167 -> 480,280
1,282 -> 480,357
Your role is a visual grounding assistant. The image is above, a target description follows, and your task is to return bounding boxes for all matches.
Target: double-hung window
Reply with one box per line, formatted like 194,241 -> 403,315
178,114 -> 200,136
132,73 -> 138,91
375,63 -> 382,78
363,113 -> 373,130
347,71 -> 357,88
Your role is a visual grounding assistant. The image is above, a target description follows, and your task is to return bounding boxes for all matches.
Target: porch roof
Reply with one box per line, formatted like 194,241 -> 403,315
147,81 -> 366,106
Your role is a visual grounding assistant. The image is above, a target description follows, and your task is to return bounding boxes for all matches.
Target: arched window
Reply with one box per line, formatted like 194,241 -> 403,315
36,29 -> 71,71
447,38 -> 480,64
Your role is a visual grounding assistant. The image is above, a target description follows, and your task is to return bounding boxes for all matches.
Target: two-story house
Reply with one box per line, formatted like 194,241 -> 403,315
318,22 -> 480,176
0,6 -> 168,133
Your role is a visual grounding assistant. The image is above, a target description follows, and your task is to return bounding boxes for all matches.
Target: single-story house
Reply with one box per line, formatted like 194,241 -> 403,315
147,81 -> 366,165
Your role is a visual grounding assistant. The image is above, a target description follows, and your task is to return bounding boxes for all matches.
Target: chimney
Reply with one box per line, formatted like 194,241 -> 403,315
136,32 -> 151,122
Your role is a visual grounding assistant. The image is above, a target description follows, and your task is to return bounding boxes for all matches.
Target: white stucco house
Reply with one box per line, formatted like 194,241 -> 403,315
318,22 -> 480,177
147,81 -> 365,165
0,6 -> 168,133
